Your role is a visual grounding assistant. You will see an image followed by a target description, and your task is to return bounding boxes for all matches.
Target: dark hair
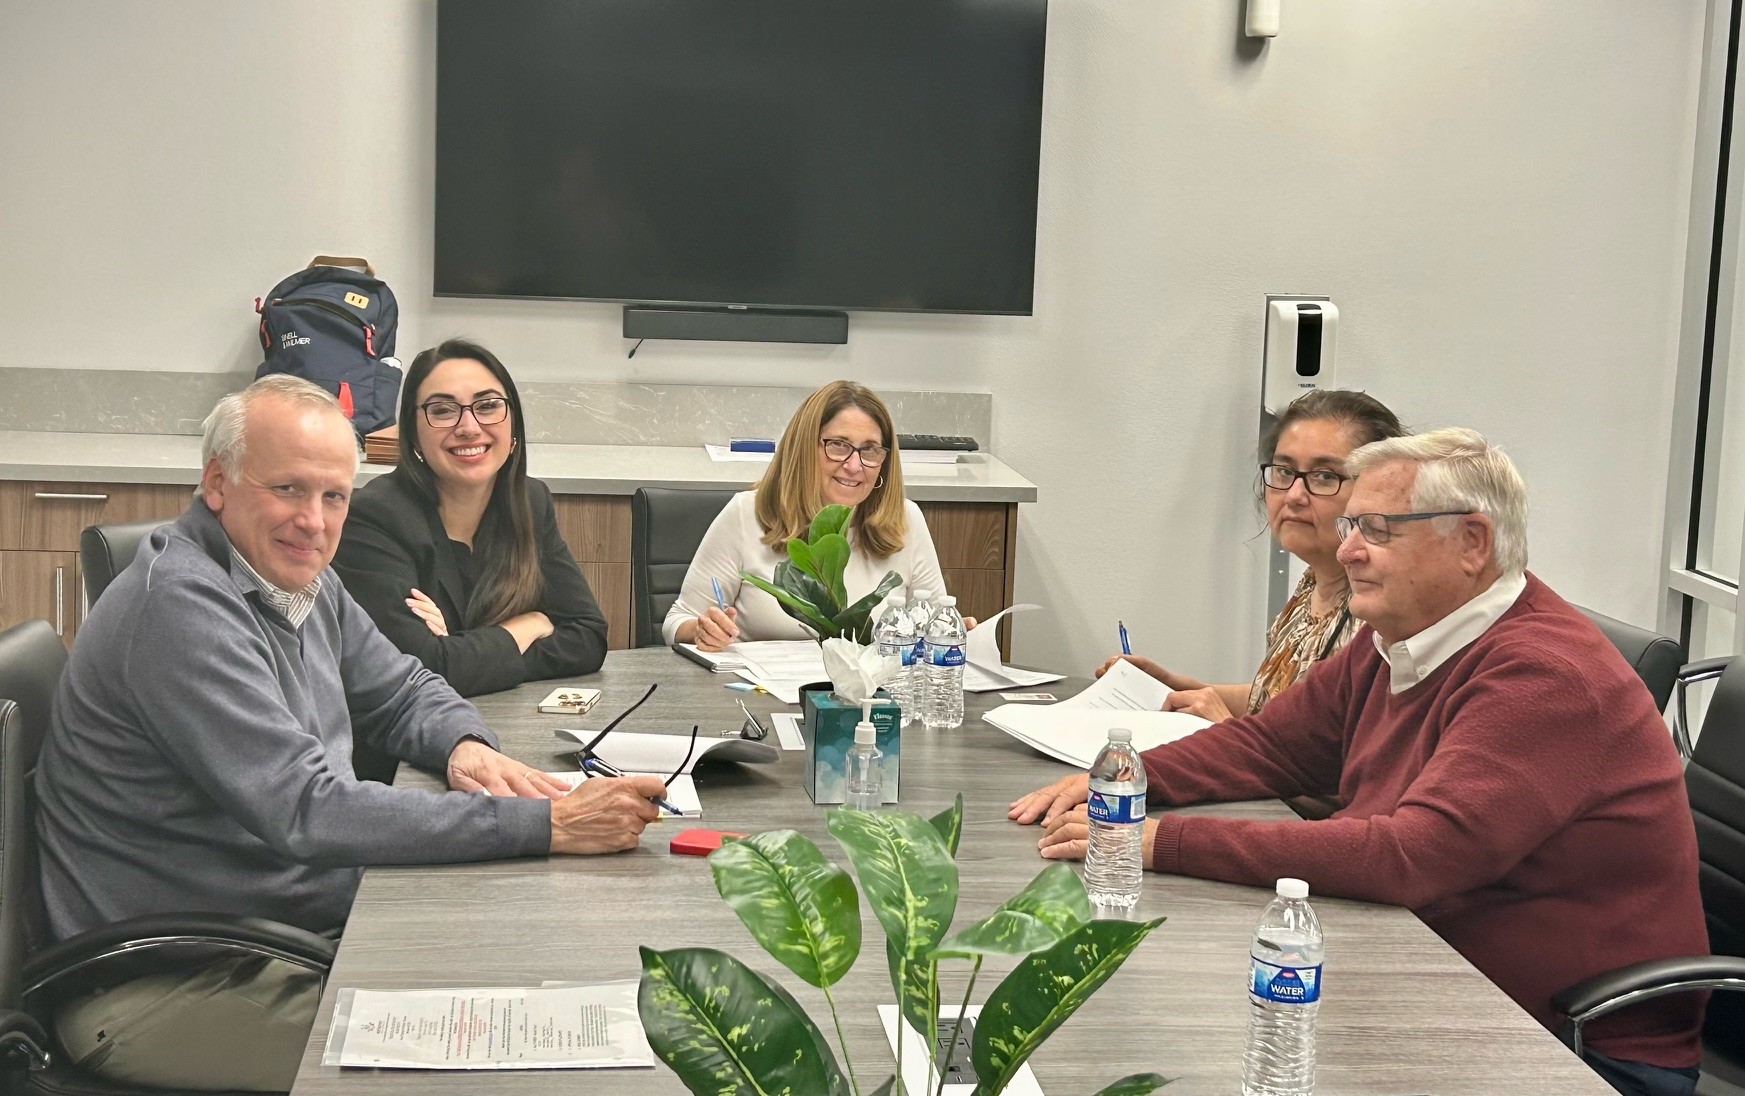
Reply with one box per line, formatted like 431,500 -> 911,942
1259,389 -> 1406,465
397,338 -> 542,629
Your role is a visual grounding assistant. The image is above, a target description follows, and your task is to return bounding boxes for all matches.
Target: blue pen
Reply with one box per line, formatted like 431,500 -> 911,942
582,757 -> 685,817
710,576 -> 729,614
1119,620 -> 1131,655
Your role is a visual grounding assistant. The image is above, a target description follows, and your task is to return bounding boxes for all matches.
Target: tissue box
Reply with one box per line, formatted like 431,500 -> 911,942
802,687 -> 902,805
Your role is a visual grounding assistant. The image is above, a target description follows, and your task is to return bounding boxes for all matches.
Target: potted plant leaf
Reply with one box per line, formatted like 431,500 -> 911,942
741,503 -> 902,644
638,796 -> 1171,1096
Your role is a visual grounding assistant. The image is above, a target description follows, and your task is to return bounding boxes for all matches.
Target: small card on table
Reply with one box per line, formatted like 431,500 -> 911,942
1000,691 -> 1057,702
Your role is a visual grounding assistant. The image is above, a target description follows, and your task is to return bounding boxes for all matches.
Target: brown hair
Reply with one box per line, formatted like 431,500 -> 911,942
1260,389 -> 1406,467
397,338 -> 543,628
754,381 -> 908,557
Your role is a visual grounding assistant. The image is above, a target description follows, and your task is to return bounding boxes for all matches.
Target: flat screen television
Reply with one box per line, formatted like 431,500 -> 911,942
435,0 -> 1049,316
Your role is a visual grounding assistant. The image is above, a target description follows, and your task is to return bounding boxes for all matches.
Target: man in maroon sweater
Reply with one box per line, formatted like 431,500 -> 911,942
1011,428 -> 1708,1096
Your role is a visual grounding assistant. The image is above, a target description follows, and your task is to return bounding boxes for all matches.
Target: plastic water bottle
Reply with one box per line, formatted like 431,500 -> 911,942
1242,878 -> 1323,1096
906,588 -> 935,726
873,592 -> 918,724
1084,728 -> 1147,909
842,701 -> 884,810
921,595 -> 966,729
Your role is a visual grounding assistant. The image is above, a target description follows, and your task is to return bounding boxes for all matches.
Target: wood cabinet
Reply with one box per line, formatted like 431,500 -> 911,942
0,480 -> 1020,657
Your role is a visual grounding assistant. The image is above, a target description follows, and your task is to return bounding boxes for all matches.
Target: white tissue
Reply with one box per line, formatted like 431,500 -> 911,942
821,638 -> 901,704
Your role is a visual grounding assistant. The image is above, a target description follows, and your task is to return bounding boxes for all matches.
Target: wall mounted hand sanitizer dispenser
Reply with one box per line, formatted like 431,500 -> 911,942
1262,296 -> 1338,414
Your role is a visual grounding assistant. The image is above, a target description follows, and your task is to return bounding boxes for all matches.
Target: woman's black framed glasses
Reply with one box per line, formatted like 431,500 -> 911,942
420,397 -> 510,428
1334,510 -> 1475,545
821,437 -> 889,467
1260,464 -> 1350,496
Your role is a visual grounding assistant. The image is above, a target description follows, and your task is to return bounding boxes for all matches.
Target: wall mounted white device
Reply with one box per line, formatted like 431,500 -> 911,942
1245,0 -> 1280,38
1262,295 -> 1338,415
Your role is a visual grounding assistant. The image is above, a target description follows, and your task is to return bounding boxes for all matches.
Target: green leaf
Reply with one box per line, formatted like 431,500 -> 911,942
1091,1073 -> 1174,1096
808,503 -> 853,543
787,537 -> 821,584
832,570 -> 904,644
777,560 -> 840,621
928,794 -> 964,858
826,808 -> 959,1042
741,571 -> 836,636
930,863 -> 1091,962
638,945 -> 850,1096
970,917 -> 1166,1096
810,532 -> 852,607
709,830 -> 861,988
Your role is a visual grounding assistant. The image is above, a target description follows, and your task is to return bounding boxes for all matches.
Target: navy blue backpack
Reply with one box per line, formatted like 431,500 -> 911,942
255,256 -> 402,435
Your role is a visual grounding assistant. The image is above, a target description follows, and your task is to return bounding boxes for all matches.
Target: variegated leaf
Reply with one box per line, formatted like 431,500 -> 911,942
930,862 -> 1090,961
709,830 -> 861,988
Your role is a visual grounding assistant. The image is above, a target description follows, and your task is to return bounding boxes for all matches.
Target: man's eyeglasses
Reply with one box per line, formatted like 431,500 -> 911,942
420,397 -> 510,429
821,437 -> 889,468
569,683 -> 698,787
1261,464 -> 1350,497
1334,510 -> 1475,545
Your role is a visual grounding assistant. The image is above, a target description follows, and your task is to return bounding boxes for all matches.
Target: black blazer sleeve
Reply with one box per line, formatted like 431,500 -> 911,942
332,471 -> 526,698
519,480 -> 610,681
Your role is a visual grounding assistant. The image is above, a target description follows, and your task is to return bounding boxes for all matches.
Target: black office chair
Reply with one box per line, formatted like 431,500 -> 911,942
1552,654 -> 1745,1096
1577,605 -> 1684,713
79,520 -> 171,607
0,620 -> 336,1095
630,487 -> 737,648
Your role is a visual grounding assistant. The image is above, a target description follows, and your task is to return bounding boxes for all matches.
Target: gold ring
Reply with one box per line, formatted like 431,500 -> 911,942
523,771 -> 535,781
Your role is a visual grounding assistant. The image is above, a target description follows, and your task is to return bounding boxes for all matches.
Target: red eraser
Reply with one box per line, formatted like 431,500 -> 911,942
670,828 -> 746,856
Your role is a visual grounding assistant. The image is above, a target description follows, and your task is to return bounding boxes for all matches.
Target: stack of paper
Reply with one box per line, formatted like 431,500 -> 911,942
729,639 -> 827,704
322,981 -> 653,1070
702,443 -> 773,463
545,770 -> 703,818
983,660 -> 1209,767
960,604 -> 1064,692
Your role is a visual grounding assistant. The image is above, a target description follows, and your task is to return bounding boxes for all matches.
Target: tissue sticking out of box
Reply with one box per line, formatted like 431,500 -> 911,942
821,638 -> 901,703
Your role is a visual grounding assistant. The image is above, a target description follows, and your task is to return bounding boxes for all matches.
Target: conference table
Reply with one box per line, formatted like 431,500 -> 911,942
291,648 -> 1615,1095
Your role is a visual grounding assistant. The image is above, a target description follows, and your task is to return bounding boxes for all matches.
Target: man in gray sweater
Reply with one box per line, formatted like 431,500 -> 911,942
34,375 -> 665,1090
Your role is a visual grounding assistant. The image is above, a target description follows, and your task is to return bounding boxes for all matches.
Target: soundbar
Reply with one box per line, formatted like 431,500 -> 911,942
622,305 -> 849,345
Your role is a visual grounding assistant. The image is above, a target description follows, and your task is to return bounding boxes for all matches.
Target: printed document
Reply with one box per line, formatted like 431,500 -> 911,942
960,604 -> 1064,692
981,663 -> 1204,767
322,981 -> 653,1070
1057,658 -> 1172,711
730,639 -> 828,704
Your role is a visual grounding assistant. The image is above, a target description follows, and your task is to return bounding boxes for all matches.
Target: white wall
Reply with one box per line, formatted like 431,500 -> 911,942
0,1 -> 1705,679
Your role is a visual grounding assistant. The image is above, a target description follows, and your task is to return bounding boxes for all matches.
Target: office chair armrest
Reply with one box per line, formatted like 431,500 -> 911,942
24,914 -> 337,1000
1676,656 -> 1732,684
0,1008 -> 50,1071
1551,955 -> 1745,1053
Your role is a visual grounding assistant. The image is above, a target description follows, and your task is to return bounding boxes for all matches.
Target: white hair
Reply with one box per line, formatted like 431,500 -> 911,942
1346,427 -> 1528,576
200,375 -> 353,482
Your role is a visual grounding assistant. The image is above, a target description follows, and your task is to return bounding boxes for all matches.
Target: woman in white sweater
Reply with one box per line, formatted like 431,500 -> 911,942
664,380 -> 953,649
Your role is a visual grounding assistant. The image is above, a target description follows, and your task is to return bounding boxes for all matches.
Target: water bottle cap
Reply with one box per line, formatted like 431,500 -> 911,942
1108,727 -> 1133,743
1276,878 -> 1309,899
938,595 -> 957,607
854,721 -> 878,745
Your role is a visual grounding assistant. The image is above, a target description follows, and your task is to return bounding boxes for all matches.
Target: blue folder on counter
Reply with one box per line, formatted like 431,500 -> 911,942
728,438 -> 776,453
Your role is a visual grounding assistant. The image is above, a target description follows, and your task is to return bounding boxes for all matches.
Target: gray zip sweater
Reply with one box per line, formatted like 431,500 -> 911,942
35,499 -> 552,940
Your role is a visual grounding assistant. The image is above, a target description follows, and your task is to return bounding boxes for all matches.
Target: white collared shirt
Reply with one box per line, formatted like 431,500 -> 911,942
1372,572 -> 1528,694
230,547 -> 321,630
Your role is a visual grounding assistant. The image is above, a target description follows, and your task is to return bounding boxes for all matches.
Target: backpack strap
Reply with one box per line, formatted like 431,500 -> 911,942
308,255 -> 375,277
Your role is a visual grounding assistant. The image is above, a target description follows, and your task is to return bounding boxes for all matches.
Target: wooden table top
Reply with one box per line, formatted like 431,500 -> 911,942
292,647 -> 1613,1095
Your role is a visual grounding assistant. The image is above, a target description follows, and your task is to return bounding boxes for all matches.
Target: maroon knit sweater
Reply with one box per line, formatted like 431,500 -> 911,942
1144,574 -> 1707,1067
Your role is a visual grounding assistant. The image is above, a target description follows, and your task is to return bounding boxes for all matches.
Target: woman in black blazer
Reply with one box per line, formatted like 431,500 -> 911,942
335,339 -> 608,697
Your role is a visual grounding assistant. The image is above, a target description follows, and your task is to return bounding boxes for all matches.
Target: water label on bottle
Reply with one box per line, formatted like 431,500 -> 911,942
879,641 -> 907,662
1249,957 -> 1320,1004
928,643 -> 966,667
1086,790 -> 1146,824
900,644 -> 918,667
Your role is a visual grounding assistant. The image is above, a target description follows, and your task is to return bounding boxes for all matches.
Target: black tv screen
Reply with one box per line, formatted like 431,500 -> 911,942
435,0 -> 1049,315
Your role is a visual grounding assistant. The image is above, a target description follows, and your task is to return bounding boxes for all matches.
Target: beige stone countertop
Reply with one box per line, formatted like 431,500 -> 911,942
0,431 -> 1038,503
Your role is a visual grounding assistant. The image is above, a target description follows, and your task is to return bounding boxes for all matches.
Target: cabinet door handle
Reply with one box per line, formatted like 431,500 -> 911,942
33,492 -> 109,502
54,566 -> 65,637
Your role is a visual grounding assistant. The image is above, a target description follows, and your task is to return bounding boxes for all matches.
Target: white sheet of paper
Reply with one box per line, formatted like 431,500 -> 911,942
982,703 -> 1209,768
730,639 -> 827,704
553,729 -> 721,775
877,1005 -> 1043,1096
676,643 -> 745,672
770,712 -> 806,750
546,771 -> 702,818
322,982 -> 654,1070
1056,658 -> 1172,711
702,443 -> 773,462
960,604 -> 1064,692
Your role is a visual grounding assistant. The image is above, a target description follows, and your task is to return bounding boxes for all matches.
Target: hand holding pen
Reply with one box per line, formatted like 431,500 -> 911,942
694,576 -> 740,652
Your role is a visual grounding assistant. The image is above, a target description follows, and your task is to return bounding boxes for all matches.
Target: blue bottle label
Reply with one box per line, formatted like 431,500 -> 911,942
1249,957 -> 1321,1004
899,644 -> 917,667
928,644 -> 965,667
1085,790 -> 1146,824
